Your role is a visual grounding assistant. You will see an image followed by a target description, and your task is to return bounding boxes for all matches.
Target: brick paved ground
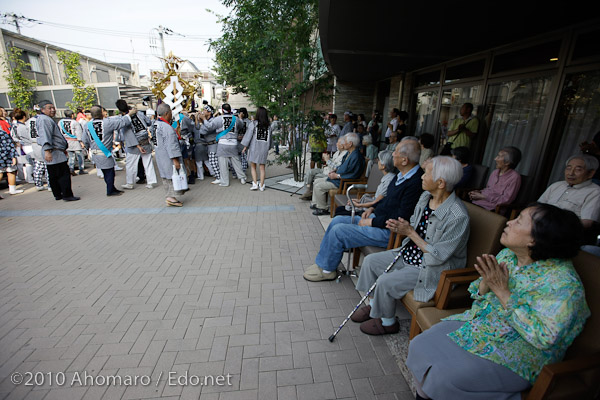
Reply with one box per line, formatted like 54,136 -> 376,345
0,157 -> 413,400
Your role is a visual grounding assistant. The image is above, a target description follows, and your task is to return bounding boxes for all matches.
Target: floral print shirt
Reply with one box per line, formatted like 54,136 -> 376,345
445,248 -> 590,383
0,129 -> 18,169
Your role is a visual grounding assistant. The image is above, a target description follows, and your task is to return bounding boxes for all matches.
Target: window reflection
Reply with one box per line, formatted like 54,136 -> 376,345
415,91 -> 439,139
481,77 -> 553,178
548,71 -> 600,184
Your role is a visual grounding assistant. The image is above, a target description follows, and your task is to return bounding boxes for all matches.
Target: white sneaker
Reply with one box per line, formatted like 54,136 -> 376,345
259,183 -> 265,192
135,177 -> 140,183
114,165 -> 123,171
211,179 -> 222,185
48,186 -> 52,191
145,184 -> 154,189
121,184 -> 134,190
36,186 -> 45,191
250,182 -> 259,190
219,183 -> 229,187
240,178 -> 246,185
9,189 -> 24,195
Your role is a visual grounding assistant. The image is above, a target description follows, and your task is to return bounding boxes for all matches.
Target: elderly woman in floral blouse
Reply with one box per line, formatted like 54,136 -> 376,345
406,203 -> 590,400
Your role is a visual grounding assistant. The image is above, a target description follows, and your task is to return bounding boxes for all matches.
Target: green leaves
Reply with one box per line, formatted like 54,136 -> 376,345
1,47 -> 38,112
57,51 -> 96,112
211,0 -> 332,180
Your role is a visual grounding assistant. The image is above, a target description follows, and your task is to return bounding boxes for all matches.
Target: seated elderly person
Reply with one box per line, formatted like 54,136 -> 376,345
300,136 -> 348,200
334,149 -> 397,216
310,132 -> 365,215
469,146 -> 522,210
303,140 -> 423,282
386,131 -> 398,152
538,154 -> 600,229
351,156 -> 469,335
406,204 -> 589,400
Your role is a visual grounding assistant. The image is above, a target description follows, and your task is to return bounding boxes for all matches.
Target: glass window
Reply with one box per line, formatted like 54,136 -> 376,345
96,69 -> 110,83
438,85 -> 483,148
481,76 -> 554,177
415,70 -> 441,87
492,42 -> 561,74
53,89 -> 74,109
414,91 -> 439,137
28,53 -> 44,73
547,70 -> 600,184
97,86 -> 118,108
445,59 -> 485,83
0,93 -> 10,108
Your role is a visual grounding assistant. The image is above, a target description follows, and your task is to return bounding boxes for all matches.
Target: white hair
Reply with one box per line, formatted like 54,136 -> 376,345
566,154 -> 599,171
337,136 -> 346,144
345,132 -> 360,147
157,103 -> 171,117
430,156 -> 463,192
362,134 -> 373,145
396,139 -> 421,164
401,135 -> 419,142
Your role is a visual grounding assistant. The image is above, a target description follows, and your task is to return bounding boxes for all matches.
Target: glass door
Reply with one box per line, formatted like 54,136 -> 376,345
438,85 -> 483,154
547,70 -> 600,184
481,76 -> 554,178
414,90 -> 439,139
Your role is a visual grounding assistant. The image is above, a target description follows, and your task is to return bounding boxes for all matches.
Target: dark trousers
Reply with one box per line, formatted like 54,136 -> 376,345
46,161 -> 73,199
137,157 -> 146,181
102,168 -> 118,195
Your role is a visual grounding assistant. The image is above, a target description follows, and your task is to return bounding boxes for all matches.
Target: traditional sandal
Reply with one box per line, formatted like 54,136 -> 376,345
166,199 -> 183,207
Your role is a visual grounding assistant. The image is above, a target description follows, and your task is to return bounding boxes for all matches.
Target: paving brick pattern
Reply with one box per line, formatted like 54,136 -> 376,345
0,158 -> 412,400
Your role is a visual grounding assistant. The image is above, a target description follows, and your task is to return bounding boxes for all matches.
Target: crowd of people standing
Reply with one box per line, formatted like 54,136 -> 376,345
0,100 -> 276,205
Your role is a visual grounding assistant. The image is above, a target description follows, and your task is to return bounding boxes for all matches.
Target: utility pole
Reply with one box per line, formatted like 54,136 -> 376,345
1,13 -> 22,34
12,14 -> 21,34
158,26 -> 166,72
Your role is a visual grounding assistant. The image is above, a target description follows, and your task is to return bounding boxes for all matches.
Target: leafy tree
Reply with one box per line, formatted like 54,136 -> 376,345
1,47 -> 38,111
57,51 -> 96,112
209,0 -> 332,180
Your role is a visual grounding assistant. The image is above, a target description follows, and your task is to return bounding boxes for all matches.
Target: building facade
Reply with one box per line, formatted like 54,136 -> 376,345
319,2 -> 600,203
0,29 -> 142,115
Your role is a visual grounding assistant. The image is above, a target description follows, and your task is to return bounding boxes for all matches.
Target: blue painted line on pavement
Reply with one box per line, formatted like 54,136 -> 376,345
0,205 -> 296,217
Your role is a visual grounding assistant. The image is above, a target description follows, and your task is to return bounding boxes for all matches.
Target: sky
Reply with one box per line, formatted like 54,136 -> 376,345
0,0 -> 231,76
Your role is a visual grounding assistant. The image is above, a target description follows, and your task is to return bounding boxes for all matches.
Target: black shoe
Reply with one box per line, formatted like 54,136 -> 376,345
309,204 -> 318,210
188,175 -> 196,185
107,191 -> 123,196
312,208 -> 329,216
55,196 -> 63,201
63,196 -> 80,201
137,179 -> 146,184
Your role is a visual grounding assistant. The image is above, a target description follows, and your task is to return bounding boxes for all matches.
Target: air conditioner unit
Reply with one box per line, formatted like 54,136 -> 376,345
117,75 -> 125,84
90,66 -> 97,72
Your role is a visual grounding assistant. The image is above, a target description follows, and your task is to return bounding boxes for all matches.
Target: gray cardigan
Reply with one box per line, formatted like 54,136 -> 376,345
397,191 -> 470,302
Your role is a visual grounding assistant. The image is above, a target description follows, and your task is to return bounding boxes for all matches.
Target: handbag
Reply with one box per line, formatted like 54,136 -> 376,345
171,164 -> 188,191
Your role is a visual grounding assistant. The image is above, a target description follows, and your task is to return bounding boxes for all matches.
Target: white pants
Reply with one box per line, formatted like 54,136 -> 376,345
195,161 -> 205,179
218,156 -> 246,186
126,152 -> 157,185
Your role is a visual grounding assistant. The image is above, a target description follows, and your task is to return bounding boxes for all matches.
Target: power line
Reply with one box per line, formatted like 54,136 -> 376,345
42,39 -> 212,60
1,13 -> 217,41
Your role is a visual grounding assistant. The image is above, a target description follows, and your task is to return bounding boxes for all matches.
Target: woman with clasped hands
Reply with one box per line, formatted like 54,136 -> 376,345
406,203 -> 590,400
